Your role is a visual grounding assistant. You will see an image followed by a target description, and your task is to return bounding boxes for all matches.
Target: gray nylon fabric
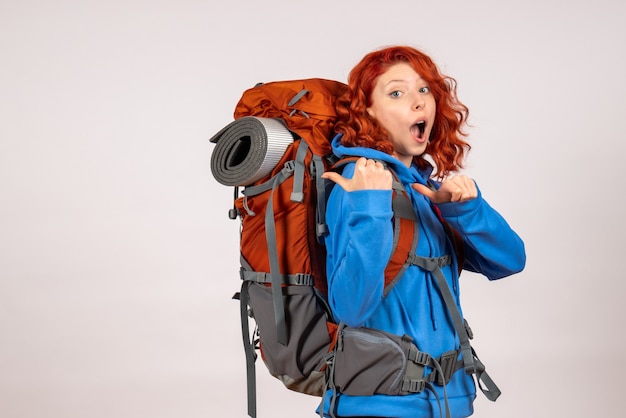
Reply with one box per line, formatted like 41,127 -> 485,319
245,282 -> 332,393
327,324 -> 461,418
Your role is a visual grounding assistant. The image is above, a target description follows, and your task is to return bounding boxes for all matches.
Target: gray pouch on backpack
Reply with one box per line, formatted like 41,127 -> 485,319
332,326 -> 427,396
246,282 -> 334,396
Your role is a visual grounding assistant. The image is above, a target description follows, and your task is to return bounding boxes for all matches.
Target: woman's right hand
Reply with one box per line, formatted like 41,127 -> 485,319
322,157 -> 392,191
412,175 -> 477,203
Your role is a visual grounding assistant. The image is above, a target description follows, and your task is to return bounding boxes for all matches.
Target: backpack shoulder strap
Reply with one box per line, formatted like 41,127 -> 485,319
382,173 -> 419,295
327,158 -> 418,295
327,159 -> 466,291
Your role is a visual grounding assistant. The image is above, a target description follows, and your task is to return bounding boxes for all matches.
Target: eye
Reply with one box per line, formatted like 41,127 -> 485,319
389,90 -> 402,98
419,86 -> 431,94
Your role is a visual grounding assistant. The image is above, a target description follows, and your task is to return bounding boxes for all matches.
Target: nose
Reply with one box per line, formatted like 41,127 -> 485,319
413,94 -> 425,110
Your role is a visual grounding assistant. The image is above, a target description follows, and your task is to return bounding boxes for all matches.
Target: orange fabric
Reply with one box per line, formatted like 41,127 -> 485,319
234,139 -> 327,292
234,78 -> 348,157
233,79 -> 348,298
383,214 -> 415,288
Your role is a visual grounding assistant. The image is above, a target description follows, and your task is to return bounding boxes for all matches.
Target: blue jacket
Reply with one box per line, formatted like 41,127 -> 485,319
321,134 -> 526,418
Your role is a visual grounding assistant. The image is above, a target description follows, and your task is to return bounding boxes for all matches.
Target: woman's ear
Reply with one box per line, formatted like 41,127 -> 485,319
366,106 -> 375,118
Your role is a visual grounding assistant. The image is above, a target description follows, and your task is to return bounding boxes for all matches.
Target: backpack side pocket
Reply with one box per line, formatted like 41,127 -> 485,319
332,326 -> 425,396
247,282 -> 334,395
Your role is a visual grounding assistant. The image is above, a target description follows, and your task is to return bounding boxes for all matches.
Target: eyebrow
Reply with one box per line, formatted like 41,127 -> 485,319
383,77 -> 426,87
384,79 -> 408,85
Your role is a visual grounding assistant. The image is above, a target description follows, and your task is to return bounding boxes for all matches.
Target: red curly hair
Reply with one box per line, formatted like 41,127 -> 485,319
335,45 -> 470,178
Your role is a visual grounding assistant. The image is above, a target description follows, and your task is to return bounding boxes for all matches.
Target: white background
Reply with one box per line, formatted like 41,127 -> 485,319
1,0 -> 625,417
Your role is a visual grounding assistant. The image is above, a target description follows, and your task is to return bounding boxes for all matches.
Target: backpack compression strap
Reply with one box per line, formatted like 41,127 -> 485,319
237,140 -> 309,347
236,280 -> 258,418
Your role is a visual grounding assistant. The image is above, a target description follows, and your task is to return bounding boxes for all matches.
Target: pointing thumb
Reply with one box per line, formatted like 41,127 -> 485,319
412,182 -> 434,198
412,182 -> 451,204
322,171 -> 350,191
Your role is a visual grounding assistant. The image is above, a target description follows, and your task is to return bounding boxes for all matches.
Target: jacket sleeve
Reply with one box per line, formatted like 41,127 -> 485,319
324,166 -> 394,327
436,186 -> 526,280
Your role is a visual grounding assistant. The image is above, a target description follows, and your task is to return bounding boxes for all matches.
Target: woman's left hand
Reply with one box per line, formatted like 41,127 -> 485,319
412,175 -> 478,204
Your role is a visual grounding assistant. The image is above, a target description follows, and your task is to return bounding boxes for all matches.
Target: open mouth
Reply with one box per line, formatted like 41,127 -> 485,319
411,121 -> 426,139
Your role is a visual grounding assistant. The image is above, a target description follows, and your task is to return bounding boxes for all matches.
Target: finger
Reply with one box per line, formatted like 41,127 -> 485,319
461,177 -> 478,200
414,182 -> 456,204
321,171 -> 351,191
450,188 -> 463,202
412,182 -> 437,200
450,176 -> 477,202
362,158 -> 384,170
354,158 -> 370,178
356,157 -> 368,168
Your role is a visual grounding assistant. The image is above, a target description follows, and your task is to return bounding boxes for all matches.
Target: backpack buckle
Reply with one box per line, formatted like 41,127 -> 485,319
282,160 -> 295,174
293,273 -> 314,286
436,350 -> 459,385
401,378 -> 426,394
431,255 -> 452,268
408,347 -> 431,366
464,319 -> 474,340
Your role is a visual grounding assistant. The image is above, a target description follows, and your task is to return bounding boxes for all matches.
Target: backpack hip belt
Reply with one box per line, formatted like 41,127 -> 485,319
328,324 -> 465,397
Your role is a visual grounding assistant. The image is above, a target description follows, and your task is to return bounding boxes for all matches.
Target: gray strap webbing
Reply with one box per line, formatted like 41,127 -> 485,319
312,154 -> 328,240
240,269 -> 314,286
425,381 -> 448,418
287,89 -> 311,118
238,281 -> 257,418
265,140 -> 309,346
242,139 -> 306,200
265,172 -> 288,346
408,254 -> 501,401
390,179 -> 417,220
471,347 -> 500,401
242,164 -> 291,198
288,89 -> 310,106
291,140 -> 308,202
242,152 -> 298,199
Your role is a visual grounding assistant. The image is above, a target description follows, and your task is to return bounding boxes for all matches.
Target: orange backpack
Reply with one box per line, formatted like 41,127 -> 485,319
211,79 -> 349,418
210,79 -> 487,418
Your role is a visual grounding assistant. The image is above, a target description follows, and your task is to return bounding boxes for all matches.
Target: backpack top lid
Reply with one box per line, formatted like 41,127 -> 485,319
233,78 -> 349,158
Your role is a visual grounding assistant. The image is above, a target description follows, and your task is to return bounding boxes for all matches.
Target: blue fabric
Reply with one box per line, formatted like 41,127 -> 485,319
321,134 -> 526,418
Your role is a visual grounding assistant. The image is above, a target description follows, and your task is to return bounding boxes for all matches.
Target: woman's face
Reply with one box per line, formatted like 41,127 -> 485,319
366,62 -> 436,167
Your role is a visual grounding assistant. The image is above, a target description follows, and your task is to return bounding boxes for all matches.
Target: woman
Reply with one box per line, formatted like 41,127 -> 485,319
320,46 -> 526,418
